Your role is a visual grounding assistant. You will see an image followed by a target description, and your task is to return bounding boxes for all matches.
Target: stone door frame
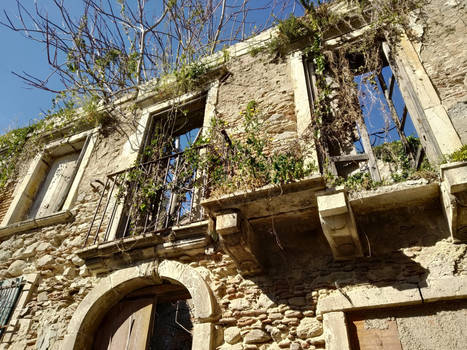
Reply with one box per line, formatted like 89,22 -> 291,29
62,260 -> 218,350
317,276 -> 467,350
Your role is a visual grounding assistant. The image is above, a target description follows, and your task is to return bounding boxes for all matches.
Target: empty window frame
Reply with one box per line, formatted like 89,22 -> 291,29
303,40 -> 427,182
109,96 -> 207,240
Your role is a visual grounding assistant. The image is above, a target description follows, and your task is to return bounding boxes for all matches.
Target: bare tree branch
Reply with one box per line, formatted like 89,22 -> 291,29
1,0 -> 300,102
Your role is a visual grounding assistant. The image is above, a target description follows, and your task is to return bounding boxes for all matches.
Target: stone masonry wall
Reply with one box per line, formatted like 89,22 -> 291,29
414,0 -> 467,143
0,108 -> 142,349
0,1 -> 466,349
0,49 -> 300,349
2,198 -> 463,349
217,52 -> 298,154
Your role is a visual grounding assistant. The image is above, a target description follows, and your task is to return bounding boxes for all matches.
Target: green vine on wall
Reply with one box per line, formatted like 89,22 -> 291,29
0,95 -> 112,189
194,101 -> 317,196
447,145 -> 467,163
257,0 -> 430,190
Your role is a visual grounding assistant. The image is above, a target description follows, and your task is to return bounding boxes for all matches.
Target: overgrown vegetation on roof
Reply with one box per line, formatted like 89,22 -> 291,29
0,96 -> 111,189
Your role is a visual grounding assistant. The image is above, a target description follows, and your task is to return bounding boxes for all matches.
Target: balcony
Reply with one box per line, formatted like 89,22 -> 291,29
77,134 -> 467,275
79,146 -> 211,273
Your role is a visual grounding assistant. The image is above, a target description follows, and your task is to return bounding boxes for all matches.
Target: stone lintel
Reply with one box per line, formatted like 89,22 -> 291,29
79,236 -> 209,274
317,276 -> 467,315
0,210 -> 74,240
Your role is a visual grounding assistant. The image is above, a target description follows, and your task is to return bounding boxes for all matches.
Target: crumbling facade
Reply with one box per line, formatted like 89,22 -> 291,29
0,0 -> 466,349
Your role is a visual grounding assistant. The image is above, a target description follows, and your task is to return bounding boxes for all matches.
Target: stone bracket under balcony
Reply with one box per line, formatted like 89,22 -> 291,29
215,212 -> 262,276
202,175 -> 446,272
440,162 -> 467,242
317,190 -> 363,260
202,176 -> 326,274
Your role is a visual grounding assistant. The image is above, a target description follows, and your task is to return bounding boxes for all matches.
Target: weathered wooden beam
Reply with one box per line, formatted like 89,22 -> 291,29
400,106 -> 408,131
388,74 -> 395,99
356,119 -> 381,182
414,145 -> 425,170
331,154 -> 369,163
377,73 -> 414,163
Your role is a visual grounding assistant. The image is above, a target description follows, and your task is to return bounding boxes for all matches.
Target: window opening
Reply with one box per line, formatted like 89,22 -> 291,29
28,151 -> 81,219
3,132 -> 92,226
304,41 -> 427,183
87,96 -> 207,245
27,134 -> 91,219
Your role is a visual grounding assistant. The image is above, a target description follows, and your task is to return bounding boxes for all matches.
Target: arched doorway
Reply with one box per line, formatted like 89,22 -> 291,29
93,282 -> 194,350
63,261 -> 217,350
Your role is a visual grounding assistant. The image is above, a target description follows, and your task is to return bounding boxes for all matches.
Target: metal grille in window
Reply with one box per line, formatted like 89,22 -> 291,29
0,277 -> 24,337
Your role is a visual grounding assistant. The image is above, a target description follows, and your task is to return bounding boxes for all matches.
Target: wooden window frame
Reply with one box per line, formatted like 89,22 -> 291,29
302,31 -> 463,181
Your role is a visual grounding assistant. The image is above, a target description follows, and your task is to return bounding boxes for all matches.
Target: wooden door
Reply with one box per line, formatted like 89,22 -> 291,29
93,298 -> 155,350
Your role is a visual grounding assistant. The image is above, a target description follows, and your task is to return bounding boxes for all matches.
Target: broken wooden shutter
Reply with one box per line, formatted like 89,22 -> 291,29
93,298 -> 155,350
0,277 -> 24,337
54,134 -> 92,211
29,134 -> 91,218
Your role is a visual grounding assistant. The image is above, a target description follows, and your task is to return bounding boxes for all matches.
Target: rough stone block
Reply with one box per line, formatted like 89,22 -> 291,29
224,326 -> 242,344
296,317 -> 322,339
317,191 -> 363,260
244,329 -> 271,344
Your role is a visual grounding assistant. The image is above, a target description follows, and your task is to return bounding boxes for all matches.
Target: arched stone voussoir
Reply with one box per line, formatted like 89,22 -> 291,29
63,261 -> 160,350
158,260 -> 217,321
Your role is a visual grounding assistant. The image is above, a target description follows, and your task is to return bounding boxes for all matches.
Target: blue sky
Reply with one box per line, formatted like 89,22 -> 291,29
0,3 -> 55,133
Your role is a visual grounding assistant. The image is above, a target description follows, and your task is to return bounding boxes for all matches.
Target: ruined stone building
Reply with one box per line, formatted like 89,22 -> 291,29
0,0 -> 466,349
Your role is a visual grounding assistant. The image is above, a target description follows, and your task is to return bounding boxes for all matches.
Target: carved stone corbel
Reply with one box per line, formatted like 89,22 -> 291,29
440,162 -> 467,242
317,190 -> 363,260
215,211 -> 262,275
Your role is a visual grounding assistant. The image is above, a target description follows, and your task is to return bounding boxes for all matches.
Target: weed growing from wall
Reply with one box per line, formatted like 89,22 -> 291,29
447,145 -> 467,163
194,101 -> 317,197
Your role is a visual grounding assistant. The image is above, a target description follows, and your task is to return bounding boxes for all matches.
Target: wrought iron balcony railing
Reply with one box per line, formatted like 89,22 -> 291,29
84,146 -> 207,246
